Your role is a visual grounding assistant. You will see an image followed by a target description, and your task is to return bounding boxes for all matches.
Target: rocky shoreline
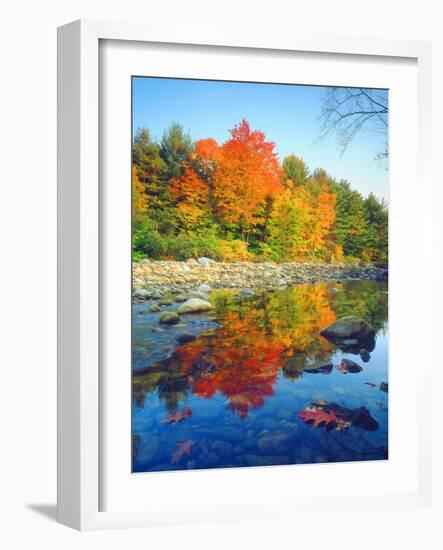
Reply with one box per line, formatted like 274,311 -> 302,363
133,258 -> 388,297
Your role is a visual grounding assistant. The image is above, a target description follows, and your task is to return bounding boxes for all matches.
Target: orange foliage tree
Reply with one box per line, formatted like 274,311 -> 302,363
213,120 -> 283,239
170,166 -> 211,230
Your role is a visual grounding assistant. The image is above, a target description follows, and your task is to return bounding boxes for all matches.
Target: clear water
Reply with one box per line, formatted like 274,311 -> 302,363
132,280 -> 388,472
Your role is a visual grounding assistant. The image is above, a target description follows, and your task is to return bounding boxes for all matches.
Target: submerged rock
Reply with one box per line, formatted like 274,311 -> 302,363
336,358 -> 363,374
176,333 -> 197,344
321,316 -> 375,340
257,430 -> 294,455
303,362 -> 333,375
159,311 -> 180,324
360,348 -> 371,362
178,298 -> 213,314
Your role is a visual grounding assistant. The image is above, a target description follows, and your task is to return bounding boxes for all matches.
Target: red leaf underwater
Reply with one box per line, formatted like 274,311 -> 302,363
298,402 -> 337,429
171,439 -> 196,464
163,407 -> 192,424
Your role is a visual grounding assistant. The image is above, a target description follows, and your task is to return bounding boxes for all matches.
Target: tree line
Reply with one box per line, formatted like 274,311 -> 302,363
132,119 -> 388,264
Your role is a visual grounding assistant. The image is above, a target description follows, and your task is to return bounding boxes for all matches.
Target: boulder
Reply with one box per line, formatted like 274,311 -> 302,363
359,348 -> 371,362
320,316 -> 375,340
133,288 -> 151,300
176,333 -> 197,344
239,288 -> 255,297
257,431 -> 294,455
159,311 -> 180,324
175,295 -> 188,303
177,298 -> 213,314
197,283 -> 212,294
336,358 -> 363,374
149,304 -> 161,312
198,257 -> 211,267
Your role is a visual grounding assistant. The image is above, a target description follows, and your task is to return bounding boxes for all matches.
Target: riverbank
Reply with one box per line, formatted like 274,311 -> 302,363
133,259 -> 388,296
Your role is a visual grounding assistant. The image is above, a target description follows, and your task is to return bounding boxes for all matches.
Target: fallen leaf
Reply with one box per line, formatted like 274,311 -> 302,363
171,439 -> 196,464
298,405 -> 337,429
164,407 -> 192,424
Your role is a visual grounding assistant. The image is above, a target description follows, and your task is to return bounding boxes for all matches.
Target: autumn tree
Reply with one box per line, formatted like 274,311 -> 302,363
213,120 -> 283,240
170,166 -> 211,231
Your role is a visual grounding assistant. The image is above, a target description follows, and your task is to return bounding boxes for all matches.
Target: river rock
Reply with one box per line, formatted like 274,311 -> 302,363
159,311 -> 180,324
198,257 -> 211,267
149,303 -> 161,312
178,298 -> 213,314
133,288 -> 151,300
197,283 -> 212,294
360,348 -> 371,362
257,430 -> 294,455
336,358 -> 363,374
239,288 -> 255,297
175,295 -> 188,302
320,316 -> 375,340
159,297 -> 174,305
176,333 -> 197,344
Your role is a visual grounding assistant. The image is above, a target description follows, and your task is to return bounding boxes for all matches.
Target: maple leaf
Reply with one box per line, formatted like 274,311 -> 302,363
171,439 -> 196,465
163,407 -> 192,424
298,405 -> 337,429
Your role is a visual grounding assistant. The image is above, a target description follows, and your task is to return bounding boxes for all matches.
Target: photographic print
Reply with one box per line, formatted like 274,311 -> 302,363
131,77 -> 388,473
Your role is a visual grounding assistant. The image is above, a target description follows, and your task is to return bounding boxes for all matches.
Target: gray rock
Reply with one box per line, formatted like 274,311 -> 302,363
149,303 -> 161,312
320,316 -> 375,340
175,295 -> 188,303
341,338 -> 359,347
197,283 -> 212,294
336,358 -> 363,374
176,333 -> 197,344
257,431 -> 294,455
198,257 -> 211,267
133,288 -> 151,299
360,348 -> 371,362
188,291 -> 209,300
159,311 -> 180,324
177,298 -> 213,314
239,288 -> 255,297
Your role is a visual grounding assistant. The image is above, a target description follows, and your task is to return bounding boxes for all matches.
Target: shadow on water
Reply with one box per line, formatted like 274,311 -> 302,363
132,280 -> 388,472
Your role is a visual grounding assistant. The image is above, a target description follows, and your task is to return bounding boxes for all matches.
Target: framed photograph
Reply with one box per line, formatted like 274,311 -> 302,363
57,19 -> 433,530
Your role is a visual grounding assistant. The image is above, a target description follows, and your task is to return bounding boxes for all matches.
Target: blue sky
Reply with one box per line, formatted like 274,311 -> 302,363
132,77 -> 388,200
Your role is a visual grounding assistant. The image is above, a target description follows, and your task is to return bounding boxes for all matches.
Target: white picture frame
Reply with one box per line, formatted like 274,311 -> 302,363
57,19 -> 433,531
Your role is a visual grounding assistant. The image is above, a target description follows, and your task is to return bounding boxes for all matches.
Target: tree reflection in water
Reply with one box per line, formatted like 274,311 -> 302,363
132,281 -> 388,419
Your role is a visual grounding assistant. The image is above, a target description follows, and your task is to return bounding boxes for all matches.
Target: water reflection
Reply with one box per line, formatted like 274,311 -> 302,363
133,281 -> 388,420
